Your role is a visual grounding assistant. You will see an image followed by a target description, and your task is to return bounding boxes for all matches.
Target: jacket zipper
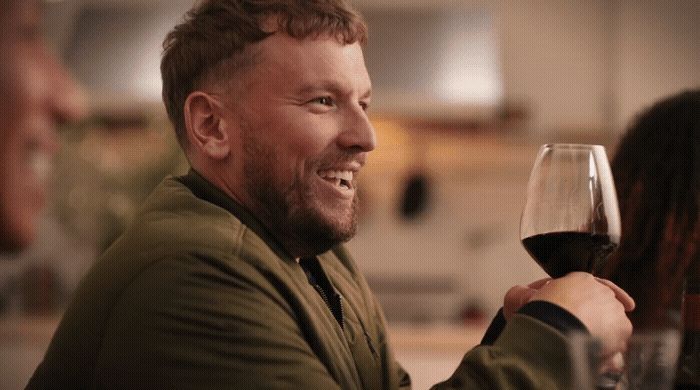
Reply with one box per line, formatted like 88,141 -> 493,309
311,283 -> 344,330
364,329 -> 378,359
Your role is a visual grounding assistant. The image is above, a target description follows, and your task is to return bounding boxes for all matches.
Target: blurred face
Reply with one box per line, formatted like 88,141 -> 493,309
219,33 -> 375,257
0,0 -> 85,251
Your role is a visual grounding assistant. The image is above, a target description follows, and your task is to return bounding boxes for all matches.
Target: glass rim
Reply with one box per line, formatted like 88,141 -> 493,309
541,143 -> 606,150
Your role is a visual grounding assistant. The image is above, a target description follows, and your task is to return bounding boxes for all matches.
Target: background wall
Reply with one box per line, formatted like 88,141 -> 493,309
44,0 -> 700,136
494,0 -> 698,135
495,0 -> 609,134
614,0 -> 699,130
347,0 -> 699,320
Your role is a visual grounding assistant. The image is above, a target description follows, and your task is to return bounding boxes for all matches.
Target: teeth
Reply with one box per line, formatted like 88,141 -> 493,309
318,170 -> 354,182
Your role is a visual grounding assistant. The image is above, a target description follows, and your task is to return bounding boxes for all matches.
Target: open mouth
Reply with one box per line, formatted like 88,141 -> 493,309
318,169 -> 353,190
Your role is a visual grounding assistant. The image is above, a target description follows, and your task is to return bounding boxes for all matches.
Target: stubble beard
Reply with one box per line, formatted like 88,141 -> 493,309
242,130 -> 359,258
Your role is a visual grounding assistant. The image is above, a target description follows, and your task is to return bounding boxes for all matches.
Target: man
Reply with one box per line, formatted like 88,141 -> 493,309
0,0 -> 85,253
29,1 -> 634,388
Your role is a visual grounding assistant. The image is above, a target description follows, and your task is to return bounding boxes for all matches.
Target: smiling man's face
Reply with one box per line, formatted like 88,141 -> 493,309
0,0 -> 85,251
219,33 -> 375,257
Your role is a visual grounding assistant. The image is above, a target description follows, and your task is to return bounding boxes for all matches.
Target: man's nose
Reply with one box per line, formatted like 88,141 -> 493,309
47,51 -> 87,126
338,106 -> 376,153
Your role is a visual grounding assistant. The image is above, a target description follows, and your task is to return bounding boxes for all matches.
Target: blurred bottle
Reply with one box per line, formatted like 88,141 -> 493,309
674,277 -> 700,389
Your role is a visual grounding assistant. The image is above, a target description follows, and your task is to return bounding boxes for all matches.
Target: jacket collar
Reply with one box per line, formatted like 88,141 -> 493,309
177,169 -> 293,262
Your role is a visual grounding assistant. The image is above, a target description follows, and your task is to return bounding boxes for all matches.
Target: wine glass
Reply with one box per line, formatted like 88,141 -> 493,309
521,144 -> 621,278
522,144 -> 623,389
620,330 -> 682,390
568,330 -> 682,390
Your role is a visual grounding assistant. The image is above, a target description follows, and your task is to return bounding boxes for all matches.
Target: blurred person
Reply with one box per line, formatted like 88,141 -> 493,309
0,0 -> 85,253
28,1 -> 633,388
602,89 -> 700,329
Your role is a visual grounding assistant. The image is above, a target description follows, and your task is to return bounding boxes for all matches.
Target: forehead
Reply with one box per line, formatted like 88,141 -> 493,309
250,33 -> 371,89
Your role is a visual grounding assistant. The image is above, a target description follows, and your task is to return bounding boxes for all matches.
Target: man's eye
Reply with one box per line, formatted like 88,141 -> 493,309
360,101 -> 370,112
311,97 -> 335,106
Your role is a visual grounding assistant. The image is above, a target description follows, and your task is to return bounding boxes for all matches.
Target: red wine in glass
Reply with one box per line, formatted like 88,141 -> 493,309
521,144 -> 621,278
522,231 -> 619,279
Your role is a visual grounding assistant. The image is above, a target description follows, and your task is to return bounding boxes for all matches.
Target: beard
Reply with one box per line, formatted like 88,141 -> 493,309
242,129 -> 359,258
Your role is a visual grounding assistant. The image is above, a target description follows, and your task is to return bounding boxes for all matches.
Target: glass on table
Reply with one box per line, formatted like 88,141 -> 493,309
568,330 -> 682,390
619,329 -> 682,390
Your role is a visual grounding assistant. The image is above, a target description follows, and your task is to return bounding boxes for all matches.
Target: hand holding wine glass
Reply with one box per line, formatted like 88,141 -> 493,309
520,144 -> 632,388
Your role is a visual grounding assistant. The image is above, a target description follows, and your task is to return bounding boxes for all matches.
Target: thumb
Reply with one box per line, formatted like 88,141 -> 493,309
504,285 -> 538,320
527,277 -> 552,289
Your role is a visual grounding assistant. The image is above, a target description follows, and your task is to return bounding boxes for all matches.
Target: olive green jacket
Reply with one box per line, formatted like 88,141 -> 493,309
28,171 -> 574,389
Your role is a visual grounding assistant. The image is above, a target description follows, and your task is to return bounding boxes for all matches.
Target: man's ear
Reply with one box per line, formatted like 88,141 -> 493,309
184,91 -> 230,160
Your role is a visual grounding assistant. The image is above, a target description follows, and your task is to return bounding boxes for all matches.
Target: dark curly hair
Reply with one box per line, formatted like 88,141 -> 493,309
602,89 -> 700,329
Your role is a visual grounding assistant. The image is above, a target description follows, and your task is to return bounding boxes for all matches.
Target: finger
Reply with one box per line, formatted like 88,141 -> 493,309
594,277 -> 636,311
527,277 -> 552,289
504,285 -> 537,320
599,352 -> 625,374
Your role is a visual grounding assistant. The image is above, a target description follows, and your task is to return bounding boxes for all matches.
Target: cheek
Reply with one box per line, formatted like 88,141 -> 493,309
0,161 -> 39,247
265,121 -> 322,168
0,60 -> 39,132
0,126 -> 25,181
0,74 -> 21,136
0,139 -> 34,196
251,108 -> 338,181
290,119 -> 338,165
0,125 -> 44,210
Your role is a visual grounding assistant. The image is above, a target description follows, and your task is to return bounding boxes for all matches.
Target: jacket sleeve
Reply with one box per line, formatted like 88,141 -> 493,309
92,253 -> 344,390
370,290 -> 412,389
431,314 -> 574,389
